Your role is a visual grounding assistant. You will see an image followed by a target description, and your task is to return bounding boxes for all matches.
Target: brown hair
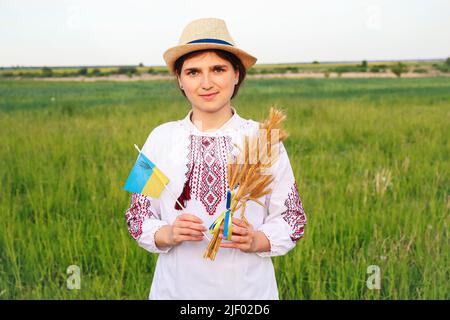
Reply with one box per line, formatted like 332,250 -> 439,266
173,49 -> 247,100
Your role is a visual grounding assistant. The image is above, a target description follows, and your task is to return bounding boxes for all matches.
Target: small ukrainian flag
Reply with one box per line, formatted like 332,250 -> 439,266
123,146 -> 169,198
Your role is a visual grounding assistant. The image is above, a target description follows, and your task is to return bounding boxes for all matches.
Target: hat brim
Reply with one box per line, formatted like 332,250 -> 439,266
163,43 -> 257,74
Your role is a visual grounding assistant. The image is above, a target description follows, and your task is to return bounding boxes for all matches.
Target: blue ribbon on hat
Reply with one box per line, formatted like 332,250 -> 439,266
187,38 -> 234,46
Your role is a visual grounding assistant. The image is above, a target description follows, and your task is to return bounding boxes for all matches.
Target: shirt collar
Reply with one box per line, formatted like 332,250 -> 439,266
181,106 -> 243,136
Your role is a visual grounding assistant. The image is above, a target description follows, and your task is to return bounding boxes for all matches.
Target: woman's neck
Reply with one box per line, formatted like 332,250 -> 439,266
190,105 -> 234,132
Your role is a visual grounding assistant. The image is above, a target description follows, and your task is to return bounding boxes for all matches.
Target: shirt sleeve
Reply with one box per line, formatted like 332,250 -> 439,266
255,142 -> 307,258
125,193 -> 173,254
124,126 -> 173,254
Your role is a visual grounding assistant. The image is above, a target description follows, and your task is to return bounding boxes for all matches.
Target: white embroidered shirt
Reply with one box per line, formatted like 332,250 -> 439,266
124,107 -> 307,300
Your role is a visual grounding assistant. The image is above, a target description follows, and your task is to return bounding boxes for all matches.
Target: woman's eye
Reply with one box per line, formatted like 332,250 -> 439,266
187,68 -> 224,75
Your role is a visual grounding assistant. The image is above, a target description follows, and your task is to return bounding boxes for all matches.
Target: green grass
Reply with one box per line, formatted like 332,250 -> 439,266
0,77 -> 449,299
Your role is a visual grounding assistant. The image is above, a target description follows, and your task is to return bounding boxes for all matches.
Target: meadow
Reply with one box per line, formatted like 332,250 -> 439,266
0,76 -> 448,299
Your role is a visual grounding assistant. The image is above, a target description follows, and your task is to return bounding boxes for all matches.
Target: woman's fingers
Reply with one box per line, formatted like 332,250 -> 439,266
170,214 -> 208,245
177,228 -> 204,237
178,213 -> 203,224
219,223 -> 248,235
219,225 -> 247,235
219,234 -> 247,243
175,234 -> 204,242
175,213 -> 207,232
217,218 -> 255,252
176,220 -> 207,232
231,217 -> 248,227
174,216 -> 207,237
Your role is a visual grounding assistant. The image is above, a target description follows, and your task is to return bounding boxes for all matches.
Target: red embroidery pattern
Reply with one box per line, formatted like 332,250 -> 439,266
282,182 -> 307,242
185,135 -> 233,215
125,193 -> 155,240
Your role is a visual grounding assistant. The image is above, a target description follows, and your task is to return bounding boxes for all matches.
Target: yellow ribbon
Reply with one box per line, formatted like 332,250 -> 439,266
208,190 -> 234,240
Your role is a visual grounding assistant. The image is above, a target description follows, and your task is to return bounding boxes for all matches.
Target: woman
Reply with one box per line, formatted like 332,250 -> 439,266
124,17 -> 307,299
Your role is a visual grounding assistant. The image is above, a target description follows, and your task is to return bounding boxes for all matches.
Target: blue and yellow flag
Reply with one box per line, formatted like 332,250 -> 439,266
124,149 -> 169,198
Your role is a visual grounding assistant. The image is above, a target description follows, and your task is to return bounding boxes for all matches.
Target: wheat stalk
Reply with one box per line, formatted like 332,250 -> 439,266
203,107 -> 288,260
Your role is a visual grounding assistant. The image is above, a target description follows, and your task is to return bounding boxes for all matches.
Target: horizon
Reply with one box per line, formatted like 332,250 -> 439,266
2,57 -> 447,70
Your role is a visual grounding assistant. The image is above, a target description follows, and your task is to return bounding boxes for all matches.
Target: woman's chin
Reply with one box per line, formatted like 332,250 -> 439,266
194,103 -> 226,113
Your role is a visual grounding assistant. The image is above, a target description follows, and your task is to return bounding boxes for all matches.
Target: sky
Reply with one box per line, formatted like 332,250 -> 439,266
1,0 -> 449,67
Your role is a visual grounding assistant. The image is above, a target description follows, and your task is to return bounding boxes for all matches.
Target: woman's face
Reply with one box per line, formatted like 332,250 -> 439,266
177,51 -> 239,113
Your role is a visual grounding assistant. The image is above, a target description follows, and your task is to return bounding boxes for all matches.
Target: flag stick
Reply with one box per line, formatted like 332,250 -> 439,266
134,144 -> 211,241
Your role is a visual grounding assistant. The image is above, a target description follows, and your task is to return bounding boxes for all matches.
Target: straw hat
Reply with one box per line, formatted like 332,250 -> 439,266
163,18 -> 257,74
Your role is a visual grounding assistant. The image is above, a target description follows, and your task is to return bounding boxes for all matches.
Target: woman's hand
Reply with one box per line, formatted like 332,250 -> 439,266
218,217 -> 257,253
168,213 -> 207,246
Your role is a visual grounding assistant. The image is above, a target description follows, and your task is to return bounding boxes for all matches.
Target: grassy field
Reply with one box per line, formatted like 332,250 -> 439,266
0,77 -> 449,299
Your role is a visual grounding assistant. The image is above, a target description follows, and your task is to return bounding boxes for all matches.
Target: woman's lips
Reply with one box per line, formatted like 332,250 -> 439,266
200,92 -> 219,101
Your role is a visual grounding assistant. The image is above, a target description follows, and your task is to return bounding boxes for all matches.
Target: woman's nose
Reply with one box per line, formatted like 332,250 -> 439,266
201,73 -> 213,89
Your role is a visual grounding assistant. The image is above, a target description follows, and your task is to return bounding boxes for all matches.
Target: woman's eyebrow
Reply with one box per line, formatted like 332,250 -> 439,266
184,65 -> 228,72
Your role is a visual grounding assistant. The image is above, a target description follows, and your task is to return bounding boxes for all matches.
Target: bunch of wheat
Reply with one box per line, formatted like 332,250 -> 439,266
203,107 -> 288,260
